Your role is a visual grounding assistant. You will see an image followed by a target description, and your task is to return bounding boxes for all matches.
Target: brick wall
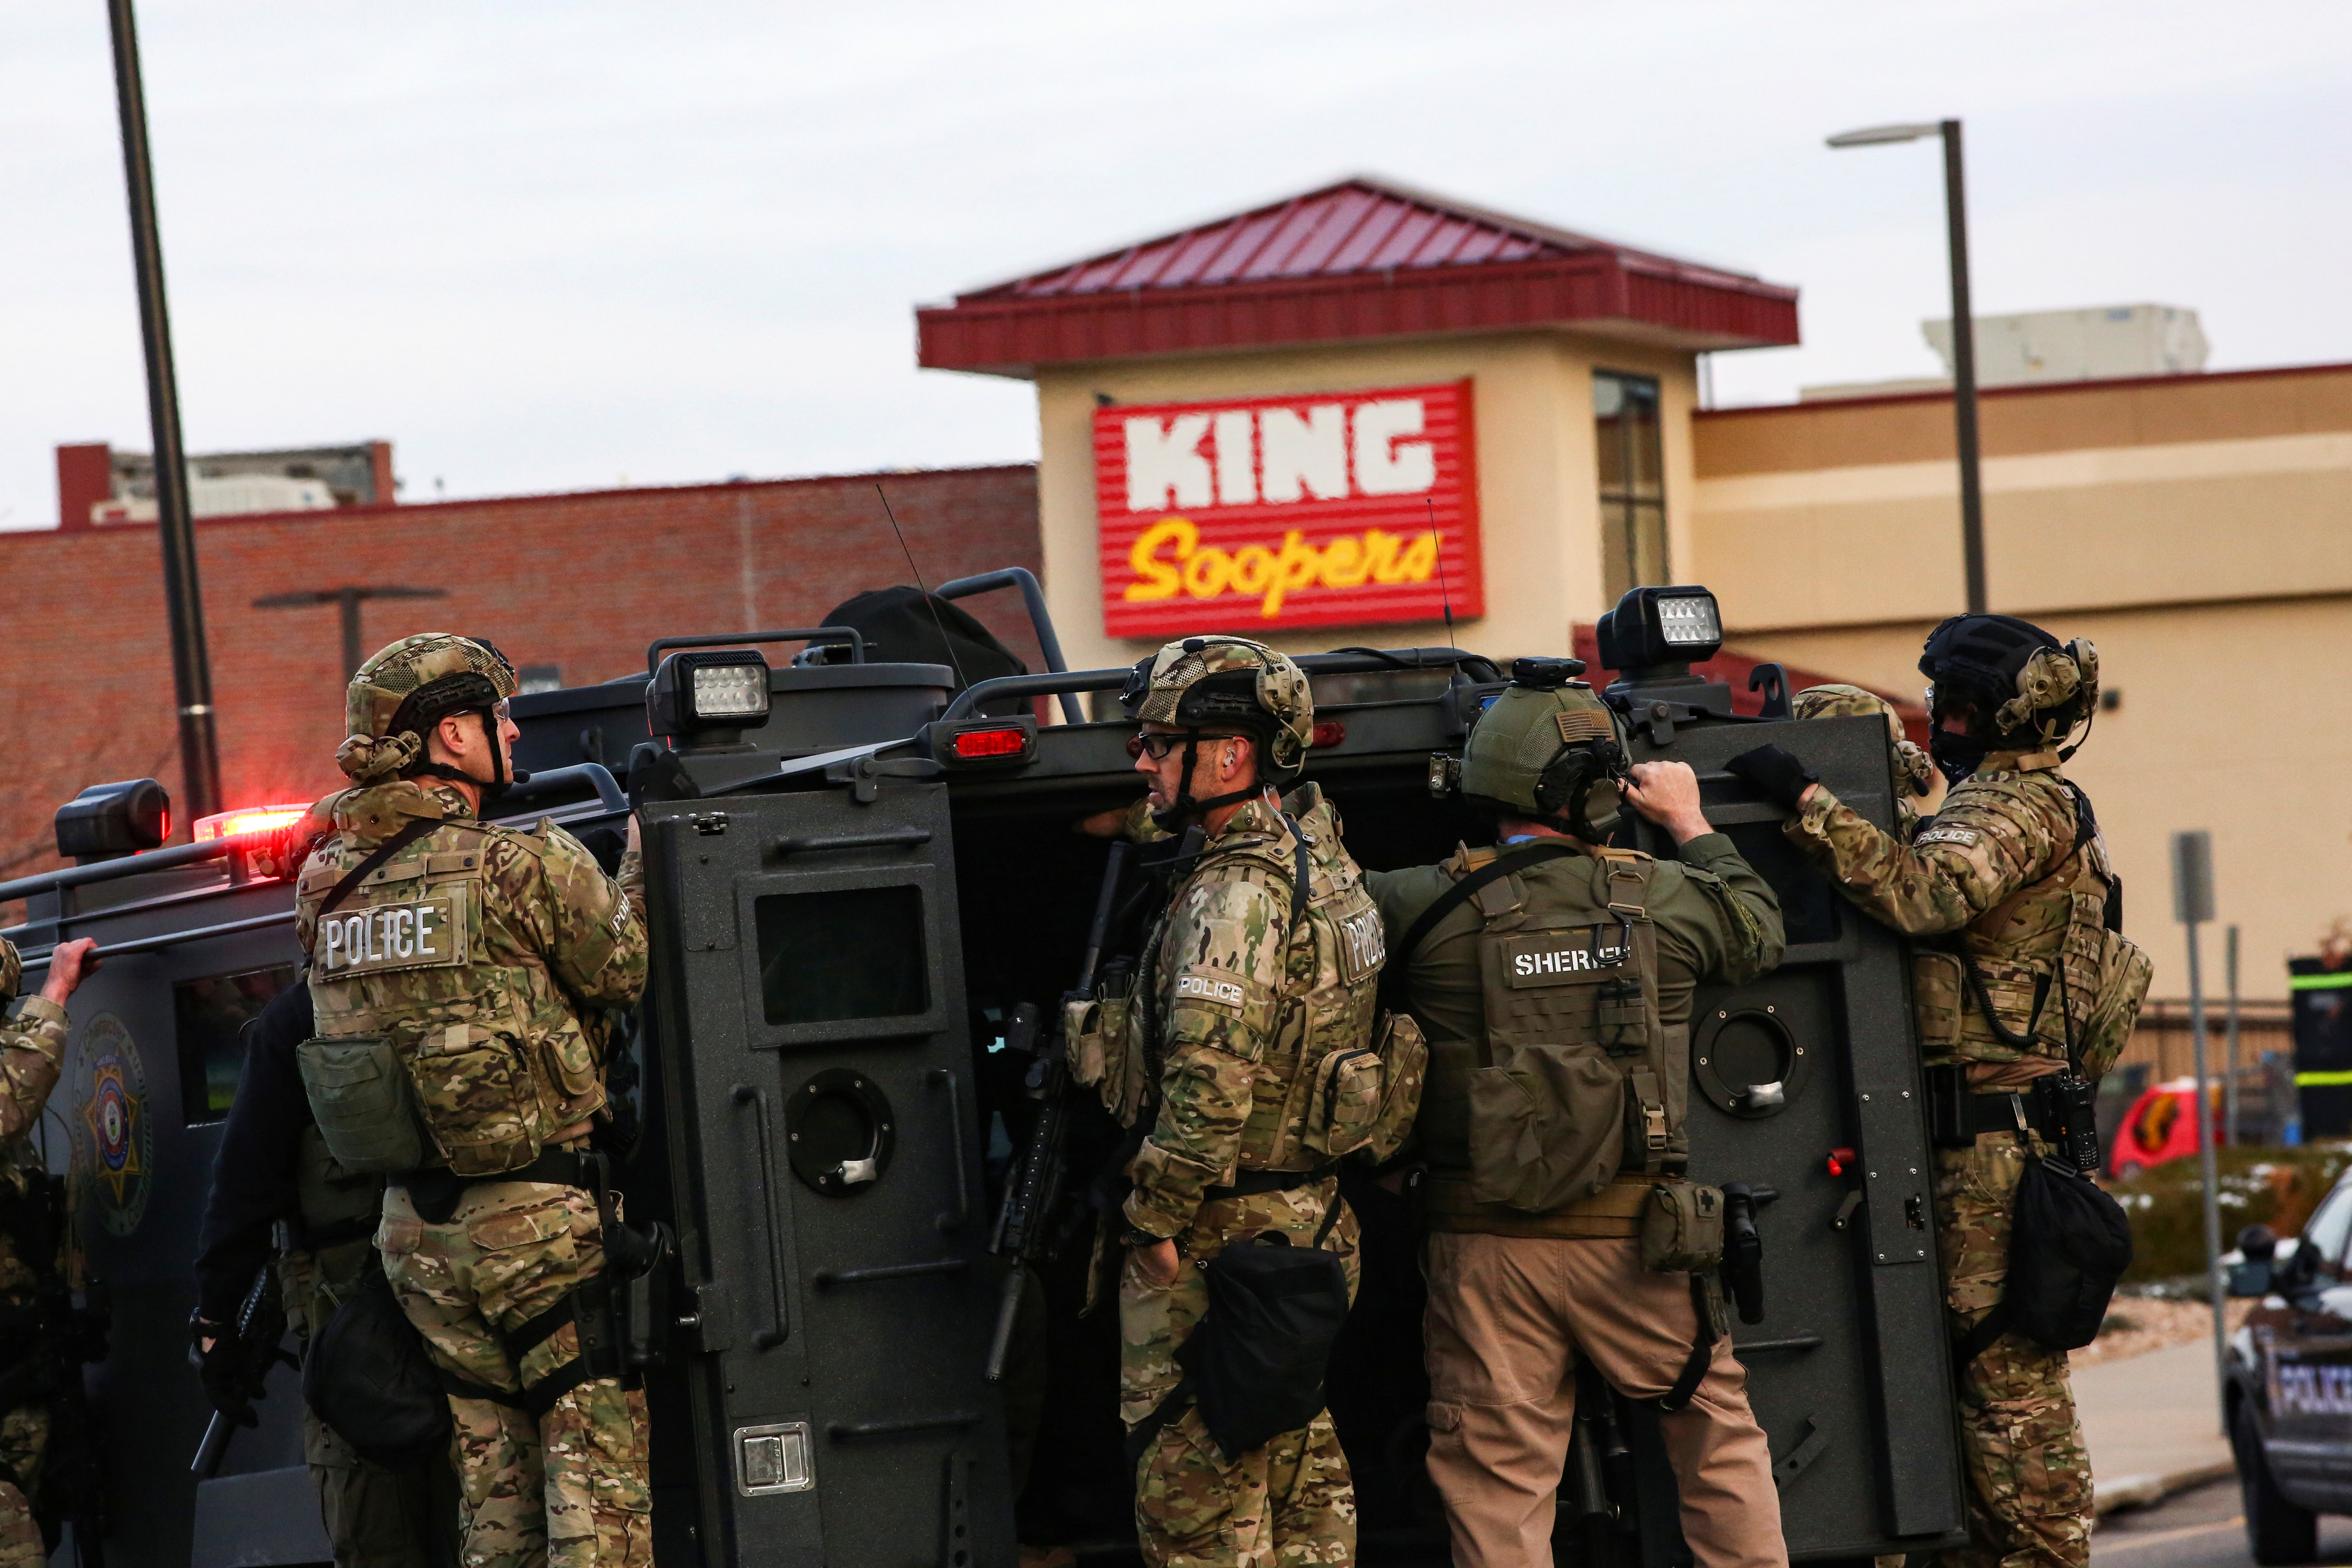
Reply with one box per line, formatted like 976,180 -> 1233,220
0,464 -> 1040,881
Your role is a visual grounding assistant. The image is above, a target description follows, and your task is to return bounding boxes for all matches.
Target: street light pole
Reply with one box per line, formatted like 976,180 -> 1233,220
106,0 -> 222,822
254,586 -> 449,678
1826,117 -> 1988,614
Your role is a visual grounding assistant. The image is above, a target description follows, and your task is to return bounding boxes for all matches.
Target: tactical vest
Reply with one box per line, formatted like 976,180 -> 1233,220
1071,793 -> 1421,1169
297,816 -> 605,1177
1909,769 -> 2150,1077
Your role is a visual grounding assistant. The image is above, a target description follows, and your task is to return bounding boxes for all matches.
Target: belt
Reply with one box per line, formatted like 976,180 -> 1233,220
1956,1087 -> 2062,1140
1203,1162 -> 1338,1202
393,1148 -> 595,1224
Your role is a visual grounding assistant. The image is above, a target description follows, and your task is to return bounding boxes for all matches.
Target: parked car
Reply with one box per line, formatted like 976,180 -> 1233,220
2111,1077 -> 2224,1179
2225,1174 -> 2352,1565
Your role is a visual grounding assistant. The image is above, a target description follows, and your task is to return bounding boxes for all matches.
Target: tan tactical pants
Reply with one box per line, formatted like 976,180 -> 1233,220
1931,1132 -> 2090,1568
0,1406 -> 46,1568
1422,1233 -> 1785,1568
1120,1181 -> 1361,1568
379,1180 -> 652,1568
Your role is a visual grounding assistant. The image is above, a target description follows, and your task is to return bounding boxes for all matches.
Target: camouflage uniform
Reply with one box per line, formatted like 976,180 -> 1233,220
1785,748 -> 2110,1568
1117,780 -> 1384,1568
300,635 -> 651,1568
0,941 -> 67,1568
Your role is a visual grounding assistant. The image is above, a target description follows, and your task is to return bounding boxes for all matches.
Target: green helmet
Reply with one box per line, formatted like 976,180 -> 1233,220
1459,657 -> 1628,840
1791,684 -> 1933,800
338,633 -> 519,786
1120,635 -> 1313,824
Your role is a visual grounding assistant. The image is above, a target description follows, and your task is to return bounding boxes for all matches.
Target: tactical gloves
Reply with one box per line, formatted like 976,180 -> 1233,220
190,1315 -> 265,1428
1725,745 -> 1818,811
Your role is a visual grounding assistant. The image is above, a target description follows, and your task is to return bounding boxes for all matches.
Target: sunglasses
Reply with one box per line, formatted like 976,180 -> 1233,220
1125,731 -> 1241,762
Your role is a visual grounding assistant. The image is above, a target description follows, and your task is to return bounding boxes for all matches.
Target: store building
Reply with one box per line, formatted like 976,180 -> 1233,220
917,178 -> 2352,1006
918,175 -> 1799,670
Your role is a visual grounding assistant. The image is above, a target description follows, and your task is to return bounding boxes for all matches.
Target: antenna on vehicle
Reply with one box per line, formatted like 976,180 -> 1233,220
1428,499 -> 1456,653
876,483 -> 969,691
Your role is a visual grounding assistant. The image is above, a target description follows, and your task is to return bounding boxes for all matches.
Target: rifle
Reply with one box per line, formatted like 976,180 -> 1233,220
191,1263 -> 294,1478
984,839 -> 1130,1383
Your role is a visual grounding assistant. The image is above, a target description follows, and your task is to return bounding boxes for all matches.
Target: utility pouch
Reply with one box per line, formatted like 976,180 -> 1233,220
1354,1011 -> 1427,1164
1639,1181 -> 1725,1273
1924,1062 -> 1972,1149
2076,927 -> 2154,1081
1911,950 -> 1967,1052
1304,1047 -> 1384,1159
1595,976 -> 1648,1057
296,1036 -> 428,1176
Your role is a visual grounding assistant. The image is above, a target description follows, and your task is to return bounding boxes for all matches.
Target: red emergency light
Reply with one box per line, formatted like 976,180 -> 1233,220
193,804 -> 311,842
951,727 -> 1029,760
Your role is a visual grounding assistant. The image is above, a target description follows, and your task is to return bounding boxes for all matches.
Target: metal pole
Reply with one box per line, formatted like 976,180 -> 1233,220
2226,925 -> 2242,1147
2187,920 -> 2226,1418
106,0 -> 222,821
1939,118 -> 1987,615
339,587 -> 364,679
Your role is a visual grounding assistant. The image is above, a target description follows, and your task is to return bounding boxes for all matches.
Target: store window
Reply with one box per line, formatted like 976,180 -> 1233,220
1595,372 -> 1667,601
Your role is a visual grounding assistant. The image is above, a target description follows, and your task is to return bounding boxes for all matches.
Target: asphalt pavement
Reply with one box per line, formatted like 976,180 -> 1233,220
2076,1340 -> 2236,1513
2090,1476 -> 2352,1568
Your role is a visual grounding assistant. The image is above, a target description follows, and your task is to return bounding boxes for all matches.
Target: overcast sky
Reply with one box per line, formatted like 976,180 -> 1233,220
3,0 -> 2347,530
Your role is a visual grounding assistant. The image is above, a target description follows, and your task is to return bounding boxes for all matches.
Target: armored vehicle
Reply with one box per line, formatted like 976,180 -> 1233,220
3,575 -> 1967,1568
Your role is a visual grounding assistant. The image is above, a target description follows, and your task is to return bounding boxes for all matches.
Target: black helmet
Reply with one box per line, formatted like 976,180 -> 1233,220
1918,614 -> 2099,753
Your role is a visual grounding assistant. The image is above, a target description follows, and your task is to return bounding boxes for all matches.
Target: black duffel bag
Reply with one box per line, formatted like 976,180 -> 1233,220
1131,1219 -> 1352,1466
1958,1153 -> 2134,1365
304,1268 -> 452,1468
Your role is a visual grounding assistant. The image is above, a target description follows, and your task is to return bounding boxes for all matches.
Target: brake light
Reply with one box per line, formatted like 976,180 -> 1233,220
1311,721 -> 1347,749
951,727 -> 1029,760
193,804 -> 311,842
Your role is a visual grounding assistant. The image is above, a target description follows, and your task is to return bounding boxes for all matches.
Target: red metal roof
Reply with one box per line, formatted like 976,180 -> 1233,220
918,176 -> 1798,375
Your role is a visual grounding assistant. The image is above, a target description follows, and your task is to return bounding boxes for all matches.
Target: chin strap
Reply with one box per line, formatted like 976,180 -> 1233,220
408,704 -> 520,804
1149,730 -> 1266,832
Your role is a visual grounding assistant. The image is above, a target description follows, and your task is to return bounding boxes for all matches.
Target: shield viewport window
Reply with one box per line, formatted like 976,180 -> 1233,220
756,884 -> 929,1026
174,963 -> 298,1125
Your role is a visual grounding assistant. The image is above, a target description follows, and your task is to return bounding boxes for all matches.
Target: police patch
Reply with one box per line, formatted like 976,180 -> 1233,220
1337,908 -> 1386,985
318,895 -> 468,977
1176,973 -> 1246,1011
1915,825 -> 1980,848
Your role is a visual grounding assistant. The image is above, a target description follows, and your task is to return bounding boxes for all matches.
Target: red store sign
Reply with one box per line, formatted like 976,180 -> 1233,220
1094,381 -> 1482,636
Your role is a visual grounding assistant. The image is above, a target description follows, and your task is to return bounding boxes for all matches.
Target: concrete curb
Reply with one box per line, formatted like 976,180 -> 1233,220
2094,1461 -> 2237,1518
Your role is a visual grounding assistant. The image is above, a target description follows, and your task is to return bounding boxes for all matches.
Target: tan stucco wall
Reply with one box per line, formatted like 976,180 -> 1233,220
1031,332 -> 1698,675
1702,365 -> 2352,1007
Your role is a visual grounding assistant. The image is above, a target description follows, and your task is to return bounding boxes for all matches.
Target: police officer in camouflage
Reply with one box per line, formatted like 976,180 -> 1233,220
1366,659 -> 1786,1568
1108,636 -> 1388,1568
0,935 -> 100,1568
1730,616 -> 2140,1568
296,635 -> 652,1568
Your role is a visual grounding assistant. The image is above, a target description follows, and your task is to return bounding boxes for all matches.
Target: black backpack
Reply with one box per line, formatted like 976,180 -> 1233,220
304,1268 -> 452,1468
1956,1154 -> 2134,1365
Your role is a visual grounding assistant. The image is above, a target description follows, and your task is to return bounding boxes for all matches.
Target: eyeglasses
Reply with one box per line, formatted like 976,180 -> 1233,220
1126,731 -> 1239,762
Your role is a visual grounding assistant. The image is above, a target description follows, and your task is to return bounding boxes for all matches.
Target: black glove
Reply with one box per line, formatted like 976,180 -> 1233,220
1725,744 -> 1818,811
191,1316 -> 262,1428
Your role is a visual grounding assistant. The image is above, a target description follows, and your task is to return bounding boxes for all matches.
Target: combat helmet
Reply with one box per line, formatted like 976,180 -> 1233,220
338,633 -> 521,791
1917,614 -> 2098,776
1459,656 -> 1628,842
1120,635 -> 1313,826
1791,684 -> 1933,802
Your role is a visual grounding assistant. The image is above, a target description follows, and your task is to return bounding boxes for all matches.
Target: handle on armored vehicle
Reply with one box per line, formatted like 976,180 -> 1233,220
731,1085 -> 792,1350
491,762 -> 627,815
938,646 -> 1504,727
931,1067 -> 971,1233
646,626 -> 865,675
933,568 -> 1083,726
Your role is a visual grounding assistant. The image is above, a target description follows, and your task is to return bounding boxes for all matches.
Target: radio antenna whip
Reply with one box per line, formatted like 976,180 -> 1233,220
877,483 -> 968,691
1428,499 -> 1456,651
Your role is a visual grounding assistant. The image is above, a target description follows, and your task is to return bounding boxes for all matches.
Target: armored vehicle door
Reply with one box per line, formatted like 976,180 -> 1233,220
1624,710 -> 1968,1560
642,774 -> 1013,1568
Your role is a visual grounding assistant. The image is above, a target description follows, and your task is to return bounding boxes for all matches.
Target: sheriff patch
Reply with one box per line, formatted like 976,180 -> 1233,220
1502,929 -> 1629,987
1915,825 -> 1980,848
317,896 -> 467,977
1176,973 -> 1247,1010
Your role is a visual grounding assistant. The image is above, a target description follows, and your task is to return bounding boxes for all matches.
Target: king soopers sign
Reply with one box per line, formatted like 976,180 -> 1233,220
1093,381 -> 1482,636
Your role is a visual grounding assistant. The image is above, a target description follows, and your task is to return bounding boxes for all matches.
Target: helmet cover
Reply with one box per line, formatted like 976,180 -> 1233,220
339,634 -> 519,783
1460,678 -> 1626,837
1120,635 -> 1314,782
